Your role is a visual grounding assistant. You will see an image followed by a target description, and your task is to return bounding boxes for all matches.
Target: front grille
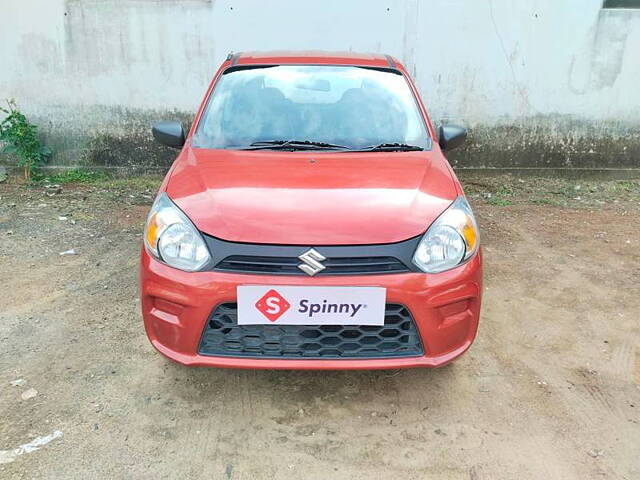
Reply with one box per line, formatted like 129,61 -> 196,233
198,303 -> 423,359
201,234 -> 422,276
215,255 -> 409,275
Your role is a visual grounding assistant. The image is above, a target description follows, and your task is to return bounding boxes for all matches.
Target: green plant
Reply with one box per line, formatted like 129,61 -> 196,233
486,195 -> 513,207
485,184 -> 514,206
0,100 -> 51,180
44,168 -> 110,184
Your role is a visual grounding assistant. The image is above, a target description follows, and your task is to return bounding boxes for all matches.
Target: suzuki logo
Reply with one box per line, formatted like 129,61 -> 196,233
297,248 -> 326,276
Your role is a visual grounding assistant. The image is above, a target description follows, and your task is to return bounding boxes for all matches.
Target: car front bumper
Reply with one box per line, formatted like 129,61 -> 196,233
140,247 -> 482,370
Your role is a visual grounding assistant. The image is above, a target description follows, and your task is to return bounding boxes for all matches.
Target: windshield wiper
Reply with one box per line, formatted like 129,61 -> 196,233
243,140 -> 351,151
359,142 -> 424,152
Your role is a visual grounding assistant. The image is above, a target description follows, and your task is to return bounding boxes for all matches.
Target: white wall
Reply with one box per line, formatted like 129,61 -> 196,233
1,0 -> 639,168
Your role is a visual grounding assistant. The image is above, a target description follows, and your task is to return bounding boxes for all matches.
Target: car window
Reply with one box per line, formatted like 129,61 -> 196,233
193,65 -> 431,150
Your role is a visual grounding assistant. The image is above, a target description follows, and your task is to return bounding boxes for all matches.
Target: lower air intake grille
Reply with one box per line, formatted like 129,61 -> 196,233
198,303 -> 423,359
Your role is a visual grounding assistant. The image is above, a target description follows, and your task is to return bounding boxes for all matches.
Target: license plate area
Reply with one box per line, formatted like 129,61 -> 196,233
237,286 -> 386,325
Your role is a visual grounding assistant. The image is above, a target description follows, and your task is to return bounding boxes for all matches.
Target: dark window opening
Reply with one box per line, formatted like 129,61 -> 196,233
603,0 -> 640,8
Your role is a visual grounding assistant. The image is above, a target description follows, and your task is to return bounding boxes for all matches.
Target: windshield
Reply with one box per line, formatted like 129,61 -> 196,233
193,65 -> 431,150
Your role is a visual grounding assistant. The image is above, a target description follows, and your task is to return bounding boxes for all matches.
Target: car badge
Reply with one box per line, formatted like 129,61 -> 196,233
297,248 -> 327,276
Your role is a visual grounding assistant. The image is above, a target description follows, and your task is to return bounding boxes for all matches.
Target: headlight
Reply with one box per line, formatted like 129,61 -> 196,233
413,196 -> 479,273
144,192 -> 211,271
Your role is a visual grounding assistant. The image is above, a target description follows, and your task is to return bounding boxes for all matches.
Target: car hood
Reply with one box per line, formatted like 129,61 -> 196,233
166,148 -> 457,245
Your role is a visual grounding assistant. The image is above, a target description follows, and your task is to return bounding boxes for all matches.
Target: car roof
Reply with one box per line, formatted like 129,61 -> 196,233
228,51 -> 401,69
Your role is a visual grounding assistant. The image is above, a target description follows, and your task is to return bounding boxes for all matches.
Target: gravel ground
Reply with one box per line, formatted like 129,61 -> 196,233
0,175 -> 639,479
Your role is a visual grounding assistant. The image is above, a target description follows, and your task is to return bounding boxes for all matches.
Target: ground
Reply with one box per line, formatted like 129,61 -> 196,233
0,174 -> 639,480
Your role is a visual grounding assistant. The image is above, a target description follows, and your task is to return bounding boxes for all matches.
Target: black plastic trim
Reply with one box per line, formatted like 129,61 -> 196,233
222,64 -> 279,74
202,234 -> 423,275
355,65 -> 402,75
221,63 -> 402,76
198,302 -> 424,359
438,124 -> 467,151
152,121 -> 185,149
384,54 -> 396,69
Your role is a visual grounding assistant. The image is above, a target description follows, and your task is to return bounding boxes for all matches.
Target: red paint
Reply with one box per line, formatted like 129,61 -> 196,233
140,52 -> 483,369
141,248 -> 482,369
167,149 -> 456,244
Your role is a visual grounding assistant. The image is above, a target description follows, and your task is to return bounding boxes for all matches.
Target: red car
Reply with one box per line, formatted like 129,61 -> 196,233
141,51 -> 482,370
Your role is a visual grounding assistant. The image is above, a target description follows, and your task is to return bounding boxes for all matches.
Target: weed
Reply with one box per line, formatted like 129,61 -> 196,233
102,176 -> 163,192
43,169 -> 110,184
0,100 -> 52,180
485,184 -> 514,206
486,195 -> 513,206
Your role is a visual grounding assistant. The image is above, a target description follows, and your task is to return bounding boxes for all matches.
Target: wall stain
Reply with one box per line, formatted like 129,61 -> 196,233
448,115 -> 640,169
590,10 -> 630,89
569,9 -> 631,94
1,108 -> 638,171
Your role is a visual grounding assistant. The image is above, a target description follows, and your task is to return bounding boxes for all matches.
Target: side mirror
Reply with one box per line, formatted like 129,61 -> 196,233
152,121 -> 185,149
438,124 -> 467,151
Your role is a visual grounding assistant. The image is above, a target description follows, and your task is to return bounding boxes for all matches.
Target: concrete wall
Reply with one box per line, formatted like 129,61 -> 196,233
1,0 -> 639,172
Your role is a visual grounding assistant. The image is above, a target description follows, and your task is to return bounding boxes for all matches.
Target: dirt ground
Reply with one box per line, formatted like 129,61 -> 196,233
0,174 -> 639,479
